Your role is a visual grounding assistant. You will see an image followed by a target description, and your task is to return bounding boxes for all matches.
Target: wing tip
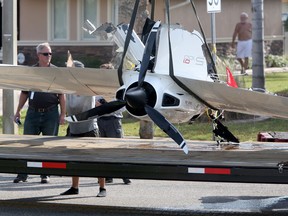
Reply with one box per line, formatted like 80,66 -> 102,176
183,145 -> 189,154
180,141 -> 188,154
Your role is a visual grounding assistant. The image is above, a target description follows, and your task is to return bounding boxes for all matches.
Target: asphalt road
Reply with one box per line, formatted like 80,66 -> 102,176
1,173 -> 288,215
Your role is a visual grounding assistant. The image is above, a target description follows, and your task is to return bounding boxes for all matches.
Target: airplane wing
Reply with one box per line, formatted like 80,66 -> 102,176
177,76 -> 288,119
0,64 -> 119,100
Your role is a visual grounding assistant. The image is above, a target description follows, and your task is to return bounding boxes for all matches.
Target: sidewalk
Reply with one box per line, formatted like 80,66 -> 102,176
240,66 -> 288,75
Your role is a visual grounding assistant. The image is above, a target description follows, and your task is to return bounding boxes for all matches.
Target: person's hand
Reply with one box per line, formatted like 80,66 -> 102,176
95,100 -> 102,107
59,113 -> 66,125
14,112 -> 20,123
231,42 -> 235,49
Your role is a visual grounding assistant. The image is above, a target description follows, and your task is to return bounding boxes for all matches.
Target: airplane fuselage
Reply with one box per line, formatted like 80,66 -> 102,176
119,70 -> 206,123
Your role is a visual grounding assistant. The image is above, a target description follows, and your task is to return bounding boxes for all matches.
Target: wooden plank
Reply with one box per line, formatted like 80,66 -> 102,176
0,134 -> 287,168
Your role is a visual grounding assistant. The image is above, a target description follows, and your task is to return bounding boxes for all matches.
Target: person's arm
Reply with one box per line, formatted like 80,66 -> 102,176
248,22 -> 252,34
14,91 -> 28,122
58,94 -> 66,125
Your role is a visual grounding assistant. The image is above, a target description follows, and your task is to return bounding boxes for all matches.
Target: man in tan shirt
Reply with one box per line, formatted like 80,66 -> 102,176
232,12 -> 252,75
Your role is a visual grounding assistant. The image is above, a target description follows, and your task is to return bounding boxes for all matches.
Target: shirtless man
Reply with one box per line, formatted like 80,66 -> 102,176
232,12 -> 252,75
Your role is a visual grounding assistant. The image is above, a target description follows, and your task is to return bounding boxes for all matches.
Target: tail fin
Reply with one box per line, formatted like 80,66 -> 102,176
226,67 -> 238,88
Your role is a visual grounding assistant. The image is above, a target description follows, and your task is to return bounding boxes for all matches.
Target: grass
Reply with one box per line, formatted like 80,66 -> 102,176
8,72 -> 288,142
122,115 -> 288,142
240,72 -> 288,94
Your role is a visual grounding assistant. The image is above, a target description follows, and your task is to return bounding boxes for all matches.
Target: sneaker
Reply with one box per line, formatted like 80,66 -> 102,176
241,69 -> 248,75
60,187 -> 79,195
97,187 -> 106,197
13,177 -> 27,183
41,176 -> 50,184
123,178 -> 131,185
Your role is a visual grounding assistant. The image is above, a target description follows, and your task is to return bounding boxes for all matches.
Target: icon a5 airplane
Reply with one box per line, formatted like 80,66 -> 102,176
0,1 -> 288,154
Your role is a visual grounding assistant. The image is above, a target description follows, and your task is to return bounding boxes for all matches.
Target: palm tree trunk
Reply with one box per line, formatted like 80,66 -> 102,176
251,0 -> 265,91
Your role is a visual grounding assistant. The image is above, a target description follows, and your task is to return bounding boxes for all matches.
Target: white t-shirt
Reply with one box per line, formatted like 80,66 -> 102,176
66,95 -> 98,134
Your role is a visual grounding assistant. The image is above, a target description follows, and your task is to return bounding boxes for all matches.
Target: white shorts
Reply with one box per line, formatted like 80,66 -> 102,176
237,39 -> 252,58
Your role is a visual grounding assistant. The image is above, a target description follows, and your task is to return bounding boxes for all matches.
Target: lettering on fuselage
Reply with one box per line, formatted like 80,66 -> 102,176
184,100 -> 193,106
183,55 -> 205,65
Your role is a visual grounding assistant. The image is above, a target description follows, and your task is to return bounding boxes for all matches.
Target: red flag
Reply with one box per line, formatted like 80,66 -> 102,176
226,67 -> 238,88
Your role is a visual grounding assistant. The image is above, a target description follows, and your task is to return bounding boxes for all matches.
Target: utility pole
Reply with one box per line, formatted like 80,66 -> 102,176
2,0 -> 17,134
207,0 -> 221,62
210,12 -> 217,62
251,0 -> 265,91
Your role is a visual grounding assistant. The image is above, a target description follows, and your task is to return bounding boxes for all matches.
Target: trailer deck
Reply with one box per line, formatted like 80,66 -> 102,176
0,134 -> 288,183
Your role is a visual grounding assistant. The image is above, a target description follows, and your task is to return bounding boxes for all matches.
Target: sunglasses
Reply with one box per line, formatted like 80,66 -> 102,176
39,52 -> 52,56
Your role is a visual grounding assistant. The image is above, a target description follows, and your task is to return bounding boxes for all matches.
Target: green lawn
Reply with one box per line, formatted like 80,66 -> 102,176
7,72 -> 288,142
122,116 -> 288,142
241,72 -> 288,95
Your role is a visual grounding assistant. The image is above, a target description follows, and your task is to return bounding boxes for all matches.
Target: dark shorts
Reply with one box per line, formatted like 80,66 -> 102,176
98,116 -> 123,138
24,106 -> 59,136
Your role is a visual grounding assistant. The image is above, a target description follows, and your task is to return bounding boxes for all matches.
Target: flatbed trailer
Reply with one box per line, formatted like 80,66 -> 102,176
0,134 -> 288,184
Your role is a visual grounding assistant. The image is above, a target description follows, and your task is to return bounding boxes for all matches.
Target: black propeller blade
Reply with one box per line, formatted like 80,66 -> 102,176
145,105 -> 188,154
65,100 -> 126,122
138,21 -> 160,87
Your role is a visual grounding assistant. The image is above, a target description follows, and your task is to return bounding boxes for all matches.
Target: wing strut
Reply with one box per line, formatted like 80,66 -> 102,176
164,0 -> 217,110
117,0 -> 140,86
189,0 -> 218,77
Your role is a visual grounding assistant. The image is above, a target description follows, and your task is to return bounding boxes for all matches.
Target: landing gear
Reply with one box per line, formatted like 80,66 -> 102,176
207,109 -> 239,145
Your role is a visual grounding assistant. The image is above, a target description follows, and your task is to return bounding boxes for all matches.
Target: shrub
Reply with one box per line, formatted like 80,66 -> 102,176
265,54 -> 288,67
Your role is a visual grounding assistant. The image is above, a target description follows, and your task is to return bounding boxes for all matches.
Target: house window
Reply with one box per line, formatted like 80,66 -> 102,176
83,0 -> 99,39
52,0 -> 68,40
107,0 -> 118,25
81,0 -> 118,40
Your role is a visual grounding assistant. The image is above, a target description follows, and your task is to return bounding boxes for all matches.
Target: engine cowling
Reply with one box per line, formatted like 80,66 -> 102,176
116,71 -> 205,123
